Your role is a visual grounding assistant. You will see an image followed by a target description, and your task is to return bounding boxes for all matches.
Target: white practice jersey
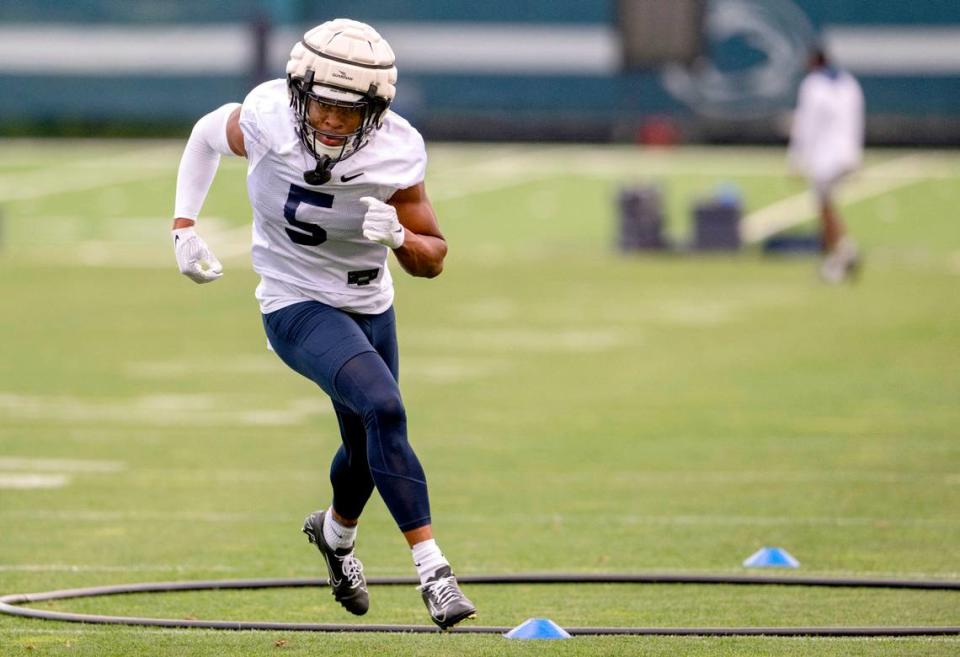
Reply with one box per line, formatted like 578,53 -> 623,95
788,68 -> 865,184
239,79 -> 427,315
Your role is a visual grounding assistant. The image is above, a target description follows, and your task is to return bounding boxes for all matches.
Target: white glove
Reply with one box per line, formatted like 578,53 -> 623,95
172,227 -> 223,284
359,196 -> 405,249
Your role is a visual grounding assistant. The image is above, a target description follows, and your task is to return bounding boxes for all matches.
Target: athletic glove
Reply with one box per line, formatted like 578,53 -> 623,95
359,196 -> 405,249
172,227 -> 223,284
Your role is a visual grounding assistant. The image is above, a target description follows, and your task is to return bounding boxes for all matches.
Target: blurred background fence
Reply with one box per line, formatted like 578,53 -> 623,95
1,0 -> 959,144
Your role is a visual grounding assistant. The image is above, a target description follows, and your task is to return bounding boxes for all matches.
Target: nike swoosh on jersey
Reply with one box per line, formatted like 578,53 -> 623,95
341,172 -> 364,182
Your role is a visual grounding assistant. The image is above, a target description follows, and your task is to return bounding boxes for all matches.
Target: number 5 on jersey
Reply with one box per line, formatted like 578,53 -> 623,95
284,183 -> 333,246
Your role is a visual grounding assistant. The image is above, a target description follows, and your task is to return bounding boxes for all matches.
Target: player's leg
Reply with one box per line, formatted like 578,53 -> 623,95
262,300 -> 379,615
328,404 -> 375,521
263,301 -> 474,626
815,180 -> 859,283
332,351 -> 431,530
334,309 -> 476,629
820,196 -> 843,253
300,405 -> 377,610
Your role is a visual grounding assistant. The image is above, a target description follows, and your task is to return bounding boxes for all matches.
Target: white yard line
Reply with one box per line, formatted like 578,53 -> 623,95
617,514 -> 960,527
0,474 -> 69,489
442,513 -> 960,528
740,154 -> 950,243
4,509 -> 954,527
0,393 -> 329,426
0,563 -> 956,579
125,355 -> 281,379
0,145 -> 183,202
0,510 -> 294,522
5,146 -> 956,267
430,171 -> 560,203
0,166 -> 167,202
408,327 -> 628,353
0,458 -> 124,473
0,564 -> 240,572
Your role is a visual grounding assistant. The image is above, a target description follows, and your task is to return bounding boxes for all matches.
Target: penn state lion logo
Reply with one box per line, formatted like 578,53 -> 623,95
662,0 -> 816,118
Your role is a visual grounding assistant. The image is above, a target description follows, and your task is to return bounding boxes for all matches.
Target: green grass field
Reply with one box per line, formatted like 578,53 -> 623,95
0,141 -> 958,656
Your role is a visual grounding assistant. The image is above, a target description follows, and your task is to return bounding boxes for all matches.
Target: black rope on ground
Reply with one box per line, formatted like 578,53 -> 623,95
2,573 -> 958,637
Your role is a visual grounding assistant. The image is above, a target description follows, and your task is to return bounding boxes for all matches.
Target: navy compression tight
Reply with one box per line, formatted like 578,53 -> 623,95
263,300 -> 430,532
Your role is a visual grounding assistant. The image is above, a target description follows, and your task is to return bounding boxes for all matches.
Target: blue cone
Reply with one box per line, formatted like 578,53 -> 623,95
504,618 -> 572,640
743,546 -> 800,568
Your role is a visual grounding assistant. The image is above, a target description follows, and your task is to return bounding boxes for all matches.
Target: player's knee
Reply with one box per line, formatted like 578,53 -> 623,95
361,386 -> 407,433
366,390 -> 406,429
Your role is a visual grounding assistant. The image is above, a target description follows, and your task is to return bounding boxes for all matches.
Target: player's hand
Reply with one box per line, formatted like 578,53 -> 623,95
359,196 -> 405,249
172,227 -> 223,284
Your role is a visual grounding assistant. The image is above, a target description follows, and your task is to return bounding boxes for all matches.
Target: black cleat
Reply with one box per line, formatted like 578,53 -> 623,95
302,510 -> 369,616
418,565 -> 477,630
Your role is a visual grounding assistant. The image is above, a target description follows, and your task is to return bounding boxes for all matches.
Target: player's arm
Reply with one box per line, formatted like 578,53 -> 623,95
360,183 -> 447,278
171,104 -> 245,283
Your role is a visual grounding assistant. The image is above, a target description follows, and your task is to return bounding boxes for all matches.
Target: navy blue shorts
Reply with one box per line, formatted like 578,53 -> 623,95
262,300 -> 431,532
263,300 -> 398,402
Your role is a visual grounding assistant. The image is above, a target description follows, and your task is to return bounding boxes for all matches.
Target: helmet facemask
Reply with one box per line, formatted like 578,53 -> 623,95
288,70 -> 388,166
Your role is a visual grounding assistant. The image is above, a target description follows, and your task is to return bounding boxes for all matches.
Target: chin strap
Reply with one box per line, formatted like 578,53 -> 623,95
304,155 -> 333,185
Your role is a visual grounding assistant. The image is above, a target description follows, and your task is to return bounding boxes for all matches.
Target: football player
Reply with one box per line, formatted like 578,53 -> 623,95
788,46 -> 865,283
170,18 -> 476,629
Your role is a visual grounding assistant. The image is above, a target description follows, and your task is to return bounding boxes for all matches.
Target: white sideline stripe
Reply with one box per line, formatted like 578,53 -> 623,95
740,155 -> 938,243
0,25 -> 255,75
825,27 -> 960,75
382,23 -> 618,74
0,474 -> 69,489
0,24 -> 618,76
1,25 -> 959,76
0,458 -> 124,473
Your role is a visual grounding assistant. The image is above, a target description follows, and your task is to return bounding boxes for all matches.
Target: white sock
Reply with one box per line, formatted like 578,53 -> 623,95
322,507 -> 357,551
412,539 -> 449,584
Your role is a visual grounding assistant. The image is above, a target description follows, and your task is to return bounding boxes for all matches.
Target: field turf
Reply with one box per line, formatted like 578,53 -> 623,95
0,141 -> 958,656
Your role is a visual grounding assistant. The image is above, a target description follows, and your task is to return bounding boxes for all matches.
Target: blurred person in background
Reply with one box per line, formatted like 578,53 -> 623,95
169,18 -> 476,630
788,46 -> 865,283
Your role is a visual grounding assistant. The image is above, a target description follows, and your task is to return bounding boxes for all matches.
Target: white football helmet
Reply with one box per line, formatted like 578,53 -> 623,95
286,18 -> 397,181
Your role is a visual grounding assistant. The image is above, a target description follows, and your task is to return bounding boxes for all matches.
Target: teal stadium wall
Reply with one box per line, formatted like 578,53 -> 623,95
1,0 -> 958,143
